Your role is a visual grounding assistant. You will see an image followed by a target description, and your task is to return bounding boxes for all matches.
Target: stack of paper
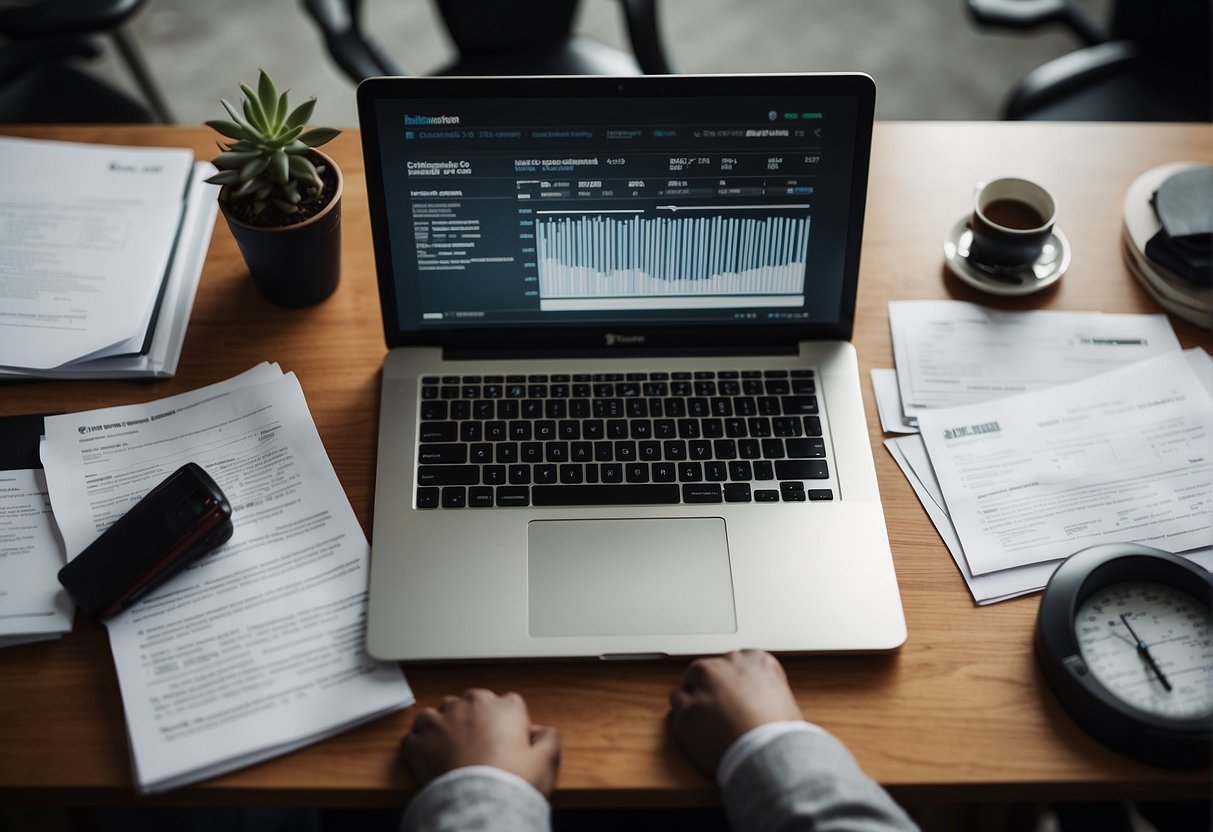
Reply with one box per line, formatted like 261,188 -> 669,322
0,415 -> 73,648
0,137 -> 218,379
874,301 -> 1213,604
39,364 -> 413,792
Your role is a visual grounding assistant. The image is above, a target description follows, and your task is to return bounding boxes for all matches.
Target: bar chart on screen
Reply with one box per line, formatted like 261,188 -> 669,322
536,210 -> 810,311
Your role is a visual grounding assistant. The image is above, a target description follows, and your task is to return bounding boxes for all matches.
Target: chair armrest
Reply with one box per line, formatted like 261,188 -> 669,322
0,0 -> 141,38
1004,40 -> 1138,118
619,0 -> 678,75
967,0 -> 1107,46
0,37 -> 100,87
300,0 -> 406,81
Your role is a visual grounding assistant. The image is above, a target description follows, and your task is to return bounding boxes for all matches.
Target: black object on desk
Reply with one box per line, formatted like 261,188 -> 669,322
57,463 -> 233,619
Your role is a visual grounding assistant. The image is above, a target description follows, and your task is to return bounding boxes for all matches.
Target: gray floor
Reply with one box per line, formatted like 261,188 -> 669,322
90,0 -> 1112,128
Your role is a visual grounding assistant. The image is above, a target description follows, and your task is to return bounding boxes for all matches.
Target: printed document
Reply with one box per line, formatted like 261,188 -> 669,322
0,137 -> 193,370
0,469 -> 73,647
40,364 -> 413,792
919,350 -> 1213,576
890,300 -> 1180,419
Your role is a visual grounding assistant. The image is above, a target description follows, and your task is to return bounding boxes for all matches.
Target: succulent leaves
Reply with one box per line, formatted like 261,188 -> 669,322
205,70 -> 339,216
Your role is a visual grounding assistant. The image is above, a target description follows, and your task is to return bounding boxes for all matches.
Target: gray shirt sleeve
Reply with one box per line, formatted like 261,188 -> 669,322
720,729 -> 919,832
401,767 -> 552,832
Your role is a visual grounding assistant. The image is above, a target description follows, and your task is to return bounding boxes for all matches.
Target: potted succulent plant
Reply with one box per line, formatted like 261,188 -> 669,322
206,71 -> 342,307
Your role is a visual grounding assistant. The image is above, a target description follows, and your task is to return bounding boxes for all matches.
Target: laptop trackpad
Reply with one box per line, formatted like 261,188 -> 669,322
528,518 -> 737,638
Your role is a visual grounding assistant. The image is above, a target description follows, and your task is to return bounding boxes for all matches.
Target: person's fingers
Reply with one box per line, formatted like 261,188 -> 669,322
530,723 -> 560,756
462,687 -> 496,704
681,656 -> 714,691
410,706 -> 441,733
668,687 -> 693,713
438,695 -> 461,712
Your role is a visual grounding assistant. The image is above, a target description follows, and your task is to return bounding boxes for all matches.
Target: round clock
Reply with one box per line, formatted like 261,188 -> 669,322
1035,542 -> 1213,769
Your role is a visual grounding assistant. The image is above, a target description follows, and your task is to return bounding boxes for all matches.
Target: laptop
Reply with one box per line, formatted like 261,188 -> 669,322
357,73 -> 906,661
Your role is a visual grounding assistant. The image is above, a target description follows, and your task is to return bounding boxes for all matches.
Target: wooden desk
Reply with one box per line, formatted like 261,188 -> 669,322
1,123 -> 1209,807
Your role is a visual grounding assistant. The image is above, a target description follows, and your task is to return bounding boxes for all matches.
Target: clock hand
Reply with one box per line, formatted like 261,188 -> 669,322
1119,613 -> 1173,692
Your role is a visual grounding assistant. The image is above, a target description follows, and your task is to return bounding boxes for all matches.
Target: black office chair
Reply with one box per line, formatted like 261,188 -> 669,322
0,0 -> 171,123
966,0 -> 1211,121
302,0 -> 678,81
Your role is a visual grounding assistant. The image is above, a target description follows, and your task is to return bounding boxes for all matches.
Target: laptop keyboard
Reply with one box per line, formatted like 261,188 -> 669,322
414,369 -> 832,509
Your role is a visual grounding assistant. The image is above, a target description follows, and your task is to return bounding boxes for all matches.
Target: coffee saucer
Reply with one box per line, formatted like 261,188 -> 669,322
943,215 -> 1070,297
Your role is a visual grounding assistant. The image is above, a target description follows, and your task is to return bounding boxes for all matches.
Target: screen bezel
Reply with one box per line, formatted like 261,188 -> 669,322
357,73 -> 875,353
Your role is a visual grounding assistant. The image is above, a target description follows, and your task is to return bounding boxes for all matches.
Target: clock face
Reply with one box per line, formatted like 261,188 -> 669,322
1075,581 -> 1213,720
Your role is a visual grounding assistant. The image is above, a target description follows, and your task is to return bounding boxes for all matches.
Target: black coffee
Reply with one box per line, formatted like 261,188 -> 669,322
982,198 -> 1045,230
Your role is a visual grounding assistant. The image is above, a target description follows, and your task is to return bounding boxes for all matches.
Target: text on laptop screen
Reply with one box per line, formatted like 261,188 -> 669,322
372,92 -> 862,333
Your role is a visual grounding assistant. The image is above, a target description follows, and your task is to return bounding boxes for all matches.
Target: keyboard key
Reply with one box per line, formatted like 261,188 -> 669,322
781,490 -> 807,502
534,464 -> 557,484
753,460 -> 775,480
546,442 -> 569,462
496,487 -> 530,507
532,484 -> 680,506
625,463 -> 649,483
418,465 -> 478,485
780,480 -> 805,493
520,442 -> 542,463
728,460 -> 753,481
419,421 -> 457,442
804,416 -> 823,436
508,465 -> 531,485
600,463 -> 623,483
781,395 -> 819,415
416,487 -> 440,508
761,438 -> 785,459
441,486 -> 467,508
704,461 -> 728,482
483,465 -> 506,485
559,464 -> 584,484
653,462 -> 676,482
420,401 -> 448,420
808,489 -> 834,501
772,417 -> 802,437
495,443 -> 518,464
723,483 -> 752,503
787,438 -> 826,458
755,489 -> 780,502
418,443 -> 468,464
469,487 -> 494,508
682,483 -> 722,503
775,460 -> 829,479
469,443 -> 493,464
679,462 -> 703,482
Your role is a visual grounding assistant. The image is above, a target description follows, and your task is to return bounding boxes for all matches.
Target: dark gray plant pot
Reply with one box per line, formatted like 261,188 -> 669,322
219,151 -> 343,308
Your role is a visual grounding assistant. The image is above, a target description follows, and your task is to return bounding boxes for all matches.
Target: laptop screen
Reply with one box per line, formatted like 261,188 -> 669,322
358,75 -> 874,352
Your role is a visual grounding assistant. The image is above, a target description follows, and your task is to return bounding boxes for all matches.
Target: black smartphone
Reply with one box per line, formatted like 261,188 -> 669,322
58,463 -> 233,619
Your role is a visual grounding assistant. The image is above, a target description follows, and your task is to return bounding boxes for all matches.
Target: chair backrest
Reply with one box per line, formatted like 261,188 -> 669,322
1109,0 -> 1210,71
434,0 -> 580,55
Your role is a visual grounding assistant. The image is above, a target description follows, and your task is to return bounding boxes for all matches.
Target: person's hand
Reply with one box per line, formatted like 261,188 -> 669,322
402,688 -> 560,796
668,649 -> 803,776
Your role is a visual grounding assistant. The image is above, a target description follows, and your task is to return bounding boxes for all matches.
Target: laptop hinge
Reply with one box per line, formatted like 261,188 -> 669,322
443,344 -> 800,361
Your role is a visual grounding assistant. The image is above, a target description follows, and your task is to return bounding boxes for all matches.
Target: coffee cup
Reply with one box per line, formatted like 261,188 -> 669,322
969,178 -> 1057,270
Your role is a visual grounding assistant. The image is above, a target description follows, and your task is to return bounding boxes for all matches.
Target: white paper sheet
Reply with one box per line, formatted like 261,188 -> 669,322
0,162 -> 219,380
0,468 -> 73,642
870,368 -> 918,434
918,350 -> 1213,576
0,137 -> 194,370
889,300 -> 1181,419
40,365 -> 412,792
885,436 -> 1055,604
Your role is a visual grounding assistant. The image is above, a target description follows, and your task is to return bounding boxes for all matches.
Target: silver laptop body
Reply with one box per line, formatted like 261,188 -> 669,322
357,73 -> 906,660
